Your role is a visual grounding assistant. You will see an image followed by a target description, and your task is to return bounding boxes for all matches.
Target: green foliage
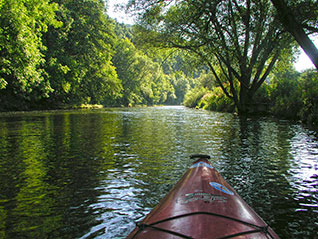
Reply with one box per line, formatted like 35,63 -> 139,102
199,88 -> 235,113
0,0 -> 201,111
185,65 -> 318,128
44,0 -> 121,106
113,37 -> 176,106
268,74 -> 303,118
266,68 -> 318,128
183,70 -> 235,111
299,70 -> 318,128
114,21 -> 133,40
165,71 -> 192,105
0,0 -> 61,109
0,0 -> 124,110
113,37 -> 150,106
183,87 -> 209,108
0,0 -> 195,111
128,0 -> 298,114
181,47 -> 318,128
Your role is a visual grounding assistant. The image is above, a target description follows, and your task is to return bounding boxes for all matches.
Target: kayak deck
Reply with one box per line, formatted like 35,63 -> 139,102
127,155 -> 279,239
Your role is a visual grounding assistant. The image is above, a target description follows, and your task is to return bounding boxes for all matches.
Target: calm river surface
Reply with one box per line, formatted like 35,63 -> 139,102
0,106 -> 317,238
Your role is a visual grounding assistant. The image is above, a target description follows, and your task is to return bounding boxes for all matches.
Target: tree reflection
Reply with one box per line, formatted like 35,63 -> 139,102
0,108 -> 317,238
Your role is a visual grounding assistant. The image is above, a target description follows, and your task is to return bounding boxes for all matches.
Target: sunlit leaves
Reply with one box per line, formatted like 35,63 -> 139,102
44,0 -> 121,106
0,0 -> 193,109
128,0 -> 299,113
0,0 -> 60,102
112,36 -> 176,106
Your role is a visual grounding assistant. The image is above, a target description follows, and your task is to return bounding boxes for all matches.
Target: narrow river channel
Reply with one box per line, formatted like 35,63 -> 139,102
0,106 -> 317,238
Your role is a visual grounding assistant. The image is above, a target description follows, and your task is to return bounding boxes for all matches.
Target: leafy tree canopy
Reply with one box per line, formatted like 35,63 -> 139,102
127,0 -> 306,114
43,0 -> 121,106
0,0 -> 61,107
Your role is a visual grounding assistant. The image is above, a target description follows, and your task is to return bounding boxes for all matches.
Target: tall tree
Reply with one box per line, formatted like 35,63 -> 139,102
128,0 -> 296,114
0,0 -> 61,109
112,37 -> 175,106
44,0 -> 121,106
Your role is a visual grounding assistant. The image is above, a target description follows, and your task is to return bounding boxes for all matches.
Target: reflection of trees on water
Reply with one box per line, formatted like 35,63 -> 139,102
0,108 -> 317,238
219,116 -> 317,237
0,112 -> 123,238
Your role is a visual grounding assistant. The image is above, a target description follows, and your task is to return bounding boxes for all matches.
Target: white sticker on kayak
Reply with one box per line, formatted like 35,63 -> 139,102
177,192 -> 227,204
190,162 -> 213,169
209,182 -> 234,195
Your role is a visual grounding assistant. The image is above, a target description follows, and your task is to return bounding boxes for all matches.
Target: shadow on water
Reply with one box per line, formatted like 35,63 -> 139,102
0,106 -> 317,238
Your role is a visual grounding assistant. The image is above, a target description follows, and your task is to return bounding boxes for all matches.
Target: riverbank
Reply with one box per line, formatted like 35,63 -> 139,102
183,70 -> 318,131
187,99 -> 317,132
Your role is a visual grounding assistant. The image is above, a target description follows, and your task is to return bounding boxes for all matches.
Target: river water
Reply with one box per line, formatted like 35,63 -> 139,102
0,106 -> 317,238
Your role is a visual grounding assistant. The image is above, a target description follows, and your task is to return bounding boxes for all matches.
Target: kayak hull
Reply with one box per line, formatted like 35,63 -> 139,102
127,157 -> 279,239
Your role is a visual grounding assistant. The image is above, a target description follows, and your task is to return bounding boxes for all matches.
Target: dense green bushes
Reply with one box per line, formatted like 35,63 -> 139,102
267,73 -> 303,118
183,87 -> 208,108
184,72 -> 235,112
184,87 -> 234,112
0,1 -> 193,111
266,69 -> 318,128
298,70 -> 318,128
184,69 -> 318,128
0,0 -> 120,110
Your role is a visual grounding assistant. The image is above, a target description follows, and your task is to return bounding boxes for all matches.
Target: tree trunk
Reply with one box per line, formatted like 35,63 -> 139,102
271,0 -> 318,70
238,84 -> 252,115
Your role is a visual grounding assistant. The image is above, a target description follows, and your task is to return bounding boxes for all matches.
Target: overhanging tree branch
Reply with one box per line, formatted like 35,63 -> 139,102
270,0 -> 318,70
194,50 -> 234,100
251,50 -> 280,94
129,0 -> 301,114
302,25 -> 318,34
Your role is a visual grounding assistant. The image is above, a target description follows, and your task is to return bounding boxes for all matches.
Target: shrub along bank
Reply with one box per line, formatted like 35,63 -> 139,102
184,69 -> 318,129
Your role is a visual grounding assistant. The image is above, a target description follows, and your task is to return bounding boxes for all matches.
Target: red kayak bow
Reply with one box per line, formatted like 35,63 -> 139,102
127,155 -> 279,239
